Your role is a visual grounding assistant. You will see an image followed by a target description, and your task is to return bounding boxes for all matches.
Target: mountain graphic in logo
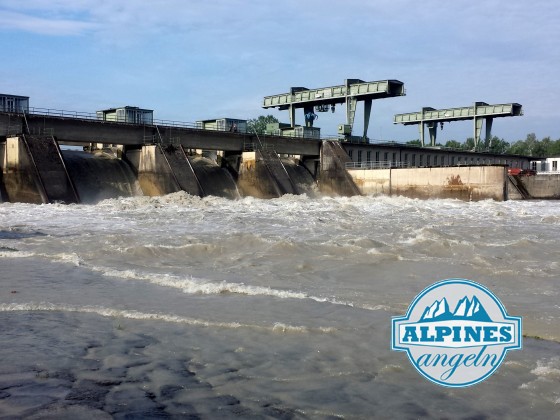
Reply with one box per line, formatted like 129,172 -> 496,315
420,296 -> 492,322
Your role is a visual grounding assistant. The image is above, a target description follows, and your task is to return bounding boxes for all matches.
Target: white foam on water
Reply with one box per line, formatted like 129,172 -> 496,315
95,266 -> 307,298
0,250 -> 35,258
0,302 -> 336,334
93,265 -> 381,311
530,358 -> 560,379
0,243 -> 389,312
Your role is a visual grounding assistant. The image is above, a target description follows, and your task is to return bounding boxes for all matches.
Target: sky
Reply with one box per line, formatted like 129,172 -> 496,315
1,0 -> 559,143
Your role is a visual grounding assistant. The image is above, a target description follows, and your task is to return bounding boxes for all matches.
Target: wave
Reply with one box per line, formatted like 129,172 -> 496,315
93,266 -> 383,311
0,302 -> 335,333
0,248 -> 388,311
0,250 -> 36,258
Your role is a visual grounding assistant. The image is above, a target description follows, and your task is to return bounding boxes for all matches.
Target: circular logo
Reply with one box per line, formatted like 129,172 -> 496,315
391,278 -> 522,387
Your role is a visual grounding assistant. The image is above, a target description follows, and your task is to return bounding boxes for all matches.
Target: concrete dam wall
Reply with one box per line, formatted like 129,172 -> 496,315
3,137 -> 552,204
348,165 -> 509,201
507,174 -> 560,200
0,137 -> 319,203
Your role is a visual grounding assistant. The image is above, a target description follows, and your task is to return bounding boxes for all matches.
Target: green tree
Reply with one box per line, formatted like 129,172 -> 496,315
463,137 -> 476,151
444,140 -> 462,149
547,138 -> 560,156
247,115 -> 279,134
406,139 -> 422,146
525,133 -> 538,154
508,140 -> 530,155
484,136 -> 510,154
532,139 -> 549,157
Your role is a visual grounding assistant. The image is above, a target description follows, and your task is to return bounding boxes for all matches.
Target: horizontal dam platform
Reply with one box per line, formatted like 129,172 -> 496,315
0,112 -> 321,156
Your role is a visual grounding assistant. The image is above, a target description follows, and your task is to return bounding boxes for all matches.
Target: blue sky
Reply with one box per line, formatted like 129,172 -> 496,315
1,1 -> 558,143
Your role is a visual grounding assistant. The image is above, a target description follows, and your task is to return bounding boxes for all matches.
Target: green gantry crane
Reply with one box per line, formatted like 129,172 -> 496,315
394,102 -> 523,147
263,79 -> 405,140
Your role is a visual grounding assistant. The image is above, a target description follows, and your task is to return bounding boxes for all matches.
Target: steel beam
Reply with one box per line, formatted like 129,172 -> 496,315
264,79 -> 405,138
394,102 -> 522,147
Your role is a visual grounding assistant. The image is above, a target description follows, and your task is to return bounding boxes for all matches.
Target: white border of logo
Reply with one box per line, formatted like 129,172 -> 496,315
391,278 -> 522,387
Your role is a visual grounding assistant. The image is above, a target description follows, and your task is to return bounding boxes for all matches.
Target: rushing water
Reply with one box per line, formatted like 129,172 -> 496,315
0,194 -> 559,418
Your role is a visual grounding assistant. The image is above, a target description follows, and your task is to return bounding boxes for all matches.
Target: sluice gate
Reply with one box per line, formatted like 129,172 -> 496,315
259,149 -> 299,196
161,145 -> 204,197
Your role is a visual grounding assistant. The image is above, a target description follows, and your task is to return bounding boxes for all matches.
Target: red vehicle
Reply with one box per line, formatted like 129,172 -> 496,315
508,168 -> 536,176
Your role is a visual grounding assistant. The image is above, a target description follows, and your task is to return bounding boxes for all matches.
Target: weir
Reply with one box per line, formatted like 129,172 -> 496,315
0,80 -> 538,203
62,151 -> 141,203
1,136 -> 78,204
189,156 -> 239,199
0,133 -> 543,204
259,149 -> 298,195
236,149 -> 318,198
161,145 -> 204,197
281,157 -> 318,197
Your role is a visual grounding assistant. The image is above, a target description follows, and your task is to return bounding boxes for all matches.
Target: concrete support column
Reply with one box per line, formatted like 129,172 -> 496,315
485,118 -> 494,145
289,105 -> 295,128
363,99 -> 372,140
428,122 -> 437,146
346,97 -> 357,133
137,145 -> 181,196
474,117 -> 484,148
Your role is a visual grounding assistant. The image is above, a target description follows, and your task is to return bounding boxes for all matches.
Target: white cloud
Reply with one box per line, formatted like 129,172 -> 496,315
1,0 -> 559,140
0,10 -> 97,36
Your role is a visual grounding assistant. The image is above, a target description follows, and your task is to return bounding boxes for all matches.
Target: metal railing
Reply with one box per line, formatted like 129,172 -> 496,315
345,161 -> 411,169
20,107 -> 201,129
243,142 -> 275,152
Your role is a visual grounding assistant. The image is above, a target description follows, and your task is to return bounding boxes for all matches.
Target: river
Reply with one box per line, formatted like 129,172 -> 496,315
0,194 -> 559,418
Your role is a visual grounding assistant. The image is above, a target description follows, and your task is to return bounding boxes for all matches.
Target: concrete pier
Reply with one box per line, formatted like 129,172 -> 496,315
237,151 -> 284,198
136,145 -> 182,196
1,136 -> 78,204
318,141 -> 362,197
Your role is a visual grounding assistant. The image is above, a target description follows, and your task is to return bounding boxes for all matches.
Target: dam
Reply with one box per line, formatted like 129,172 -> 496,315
0,86 -> 545,204
0,129 -> 535,204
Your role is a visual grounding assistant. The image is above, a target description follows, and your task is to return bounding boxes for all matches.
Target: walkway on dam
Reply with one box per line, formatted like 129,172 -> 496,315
0,109 -> 321,156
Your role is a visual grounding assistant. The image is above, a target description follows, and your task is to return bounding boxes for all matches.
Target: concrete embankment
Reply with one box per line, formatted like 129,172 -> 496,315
349,165 -> 508,201
508,174 -> 560,199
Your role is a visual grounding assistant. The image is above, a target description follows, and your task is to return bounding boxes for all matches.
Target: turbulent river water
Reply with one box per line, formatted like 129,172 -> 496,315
0,194 -> 559,418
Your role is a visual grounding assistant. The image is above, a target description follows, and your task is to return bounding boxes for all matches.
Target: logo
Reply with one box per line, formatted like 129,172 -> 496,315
391,278 -> 522,387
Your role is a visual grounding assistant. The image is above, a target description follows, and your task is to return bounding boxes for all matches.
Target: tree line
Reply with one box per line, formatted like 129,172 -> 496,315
407,133 -> 560,157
